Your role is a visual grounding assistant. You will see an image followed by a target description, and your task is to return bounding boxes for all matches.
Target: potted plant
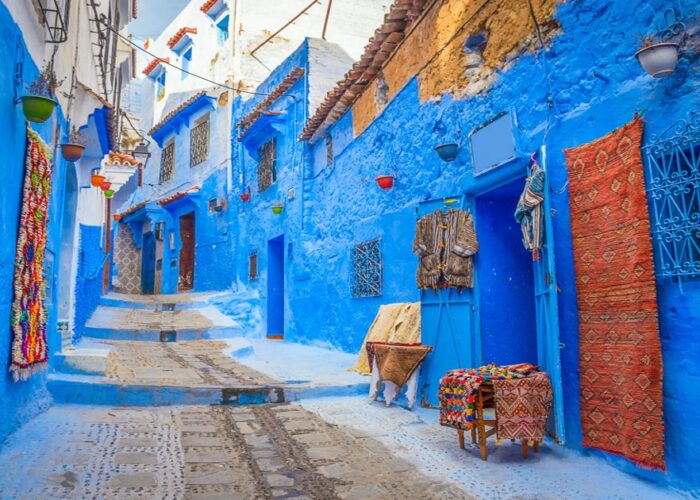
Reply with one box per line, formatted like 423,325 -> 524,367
91,168 -> 106,187
60,126 -> 86,161
21,63 -> 63,123
435,143 -> 459,162
634,36 -> 680,78
113,214 -> 123,222
100,180 -> 112,191
103,188 -> 115,199
271,202 -> 284,215
376,175 -> 395,190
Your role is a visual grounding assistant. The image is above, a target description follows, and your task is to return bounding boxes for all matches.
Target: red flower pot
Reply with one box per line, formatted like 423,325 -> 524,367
101,181 -> 112,191
60,143 -> 86,162
376,175 -> 394,190
240,193 -> 250,202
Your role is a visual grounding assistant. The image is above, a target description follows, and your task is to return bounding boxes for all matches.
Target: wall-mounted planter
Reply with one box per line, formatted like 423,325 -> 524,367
103,189 -> 115,199
376,175 -> 395,190
60,143 -> 86,161
91,172 -> 106,187
272,203 -> 284,215
635,43 -> 679,78
100,181 -> 112,191
435,143 -> 459,162
20,95 -> 57,123
240,193 -> 250,202
113,214 -> 122,221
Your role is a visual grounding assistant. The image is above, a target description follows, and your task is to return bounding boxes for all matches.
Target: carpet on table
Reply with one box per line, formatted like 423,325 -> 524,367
564,117 -> 665,470
10,127 -> 53,381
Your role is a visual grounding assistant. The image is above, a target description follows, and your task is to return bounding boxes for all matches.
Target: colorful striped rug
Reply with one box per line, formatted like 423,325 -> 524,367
564,117 -> 665,470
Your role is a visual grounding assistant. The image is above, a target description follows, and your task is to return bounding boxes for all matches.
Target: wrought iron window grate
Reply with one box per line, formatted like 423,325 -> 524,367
38,0 -> 71,43
258,138 -> 277,192
352,238 -> 383,298
643,111 -> 700,278
249,252 -> 259,280
191,117 -> 210,167
160,141 -> 175,183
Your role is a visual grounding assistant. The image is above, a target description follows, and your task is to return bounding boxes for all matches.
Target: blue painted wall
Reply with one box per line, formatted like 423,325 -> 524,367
0,2 -> 71,443
73,224 -> 105,340
231,2 -> 700,494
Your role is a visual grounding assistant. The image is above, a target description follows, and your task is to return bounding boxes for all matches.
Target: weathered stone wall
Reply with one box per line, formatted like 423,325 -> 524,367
113,224 -> 142,294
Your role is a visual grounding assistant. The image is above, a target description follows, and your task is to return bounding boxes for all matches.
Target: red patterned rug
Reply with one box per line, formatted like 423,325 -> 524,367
564,117 -> 665,470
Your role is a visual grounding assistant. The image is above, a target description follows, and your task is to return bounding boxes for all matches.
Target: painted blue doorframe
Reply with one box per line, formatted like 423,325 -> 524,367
267,234 -> 285,337
141,231 -> 156,294
418,196 -> 480,407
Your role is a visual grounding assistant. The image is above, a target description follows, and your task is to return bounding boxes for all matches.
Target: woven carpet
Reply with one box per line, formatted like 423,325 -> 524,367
10,127 -> 53,381
493,372 -> 552,441
564,117 -> 665,470
366,342 -> 431,387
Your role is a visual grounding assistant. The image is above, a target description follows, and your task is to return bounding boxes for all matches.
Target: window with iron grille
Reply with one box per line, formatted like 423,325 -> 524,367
326,134 -> 333,168
258,138 -> 277,192
249,252 -> 259,280
190,115 -> 210,167
37,0 -> 71,43
643,112 -> 700,278
159,140 -> 175,183
352,238 -> 383,298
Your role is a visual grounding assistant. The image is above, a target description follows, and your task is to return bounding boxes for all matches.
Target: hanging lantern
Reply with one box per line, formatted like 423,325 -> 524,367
101,180 -> 112,191
103,189 -> 115,199
376,175 -> 395,190
272,202 -> 284,215
91,170 -> 106,187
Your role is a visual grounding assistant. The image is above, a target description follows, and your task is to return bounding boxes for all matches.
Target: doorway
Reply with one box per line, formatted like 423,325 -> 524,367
267,234 -> 285,339
179,212 -> 195,291
141,231 -> 156,294
57,164 -> 78,346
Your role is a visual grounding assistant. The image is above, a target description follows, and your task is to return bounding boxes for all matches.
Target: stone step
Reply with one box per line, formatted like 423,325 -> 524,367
53,348 -> 111,375
99,291 -> 226,311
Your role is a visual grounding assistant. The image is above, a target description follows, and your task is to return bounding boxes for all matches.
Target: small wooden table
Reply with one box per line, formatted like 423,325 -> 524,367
457,380 -> 539,461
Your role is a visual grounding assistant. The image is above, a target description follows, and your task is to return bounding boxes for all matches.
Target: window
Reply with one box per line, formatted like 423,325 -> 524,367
156,70 -> 167,101
217,15 -> 230,45
643,113 -> 700,278
352,238 -> 383,298
182,47 -> 192,80
326,134 -> 333,168
190,115 -> 210,167
257,138 -> 277,192
248,252 -> 258,280
159,140 -> 175,183
375,73 -> 389,110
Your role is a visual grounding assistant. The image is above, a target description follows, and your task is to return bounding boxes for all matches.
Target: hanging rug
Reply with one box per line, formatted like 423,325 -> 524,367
10,127 -> 53,381
564,117 -> 665,470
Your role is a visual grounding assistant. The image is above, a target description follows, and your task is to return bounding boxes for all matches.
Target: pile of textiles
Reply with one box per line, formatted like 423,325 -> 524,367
349,302 -> 420,375
367,342 -> 432,408
439,363 -> 553,441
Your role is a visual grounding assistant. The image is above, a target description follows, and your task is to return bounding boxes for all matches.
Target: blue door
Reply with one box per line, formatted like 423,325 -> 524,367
267,234 -> 284,338
141,231 -> 156,295
418,197 -> 479,407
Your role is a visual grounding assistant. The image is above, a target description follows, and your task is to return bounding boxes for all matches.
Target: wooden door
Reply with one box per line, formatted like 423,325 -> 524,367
179,212 -> 195,291
141,231 -> 156,294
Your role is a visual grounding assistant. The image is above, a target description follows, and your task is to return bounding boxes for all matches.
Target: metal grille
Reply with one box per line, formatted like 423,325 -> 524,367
37,0 -> 70,43
643,111 -> 700,277
352,238 -> 383,298
159,141 -> 175,183
326,134 -> 333,167
191,117 -> 210,167
249,252 -> 259,280
258,138 -> 277,192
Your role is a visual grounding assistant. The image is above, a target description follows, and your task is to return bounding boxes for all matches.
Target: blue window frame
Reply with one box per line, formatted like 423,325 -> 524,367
217,15 -> 230,45
156,70 -> 166,101
182,47 -> 192,80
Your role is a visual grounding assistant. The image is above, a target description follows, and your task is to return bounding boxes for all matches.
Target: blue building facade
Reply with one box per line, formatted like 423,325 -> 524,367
231,1 -> 700,494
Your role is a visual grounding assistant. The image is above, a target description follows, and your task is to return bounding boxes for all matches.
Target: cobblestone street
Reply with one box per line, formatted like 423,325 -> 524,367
0,404 -> 466,499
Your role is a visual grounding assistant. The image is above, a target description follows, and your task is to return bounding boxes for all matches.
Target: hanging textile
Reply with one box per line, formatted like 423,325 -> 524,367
413,208 -> 479,289
514,158 -> 545,260
564,117 -> 665,470
10,127 -> 53,381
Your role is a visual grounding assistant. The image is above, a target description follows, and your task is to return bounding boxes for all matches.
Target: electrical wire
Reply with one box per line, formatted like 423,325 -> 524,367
96,16 -> 281,98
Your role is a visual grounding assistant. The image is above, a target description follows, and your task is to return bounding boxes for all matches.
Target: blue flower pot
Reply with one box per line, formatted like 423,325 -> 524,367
435,143 -> 459,162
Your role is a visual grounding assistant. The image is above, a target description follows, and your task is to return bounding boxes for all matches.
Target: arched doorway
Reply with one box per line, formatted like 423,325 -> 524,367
57,163 -> 79,348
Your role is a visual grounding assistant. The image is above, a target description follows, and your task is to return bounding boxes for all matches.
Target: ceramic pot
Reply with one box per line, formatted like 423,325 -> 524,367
101,181 -> 112,191
240,193 -> 250,202
376,175 -> 395,190
435,143 -> 459,162
103,189 -> 115,198
91,173 -> 106,187
60,143 -> 86,162
272,204 -> 283,215
635,43 -> 679,78
21,95 -> 57,123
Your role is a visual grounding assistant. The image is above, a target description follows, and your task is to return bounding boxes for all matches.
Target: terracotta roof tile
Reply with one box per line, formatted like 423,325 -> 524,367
117,200 -> 148,218
158,187 -> 200,206
200,0 -> 219,13
148,90 -> 209,136
300,0 -> 430,141
235,67 -> 305,138
167,27 -> 197,49
76,80 -> 113,109
143,57 -> 169,76
105,151 -> 140,167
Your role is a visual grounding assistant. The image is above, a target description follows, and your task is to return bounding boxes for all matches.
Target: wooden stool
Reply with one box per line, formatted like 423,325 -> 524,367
457,381 -> 540,461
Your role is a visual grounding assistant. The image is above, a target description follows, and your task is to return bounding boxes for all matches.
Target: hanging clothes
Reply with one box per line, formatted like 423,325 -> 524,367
514,160 -> 546,260
413,208 -> 479,290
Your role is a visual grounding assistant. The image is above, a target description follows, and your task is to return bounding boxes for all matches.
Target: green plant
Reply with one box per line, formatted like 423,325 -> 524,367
27,63 -> 64,98
68,126 -> 84,145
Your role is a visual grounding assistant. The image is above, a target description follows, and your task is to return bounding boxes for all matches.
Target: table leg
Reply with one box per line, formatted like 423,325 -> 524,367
533,440 -> 539,453
521,439 -> 529,459
470,425 -> 476,444
477,396 -> 487,461
458,429 -> 465,450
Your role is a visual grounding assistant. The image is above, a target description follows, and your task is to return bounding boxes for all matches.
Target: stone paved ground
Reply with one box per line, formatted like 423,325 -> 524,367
85,305 -> 235,332
104,340 -> 277,388
0,404 -> 466,500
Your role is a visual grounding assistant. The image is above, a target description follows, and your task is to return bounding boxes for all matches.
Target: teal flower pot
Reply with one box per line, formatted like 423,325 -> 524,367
21,95 -> 57,123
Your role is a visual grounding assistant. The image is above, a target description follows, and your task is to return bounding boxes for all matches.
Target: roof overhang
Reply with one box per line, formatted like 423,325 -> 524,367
201,0 -> 227,19
150,93 -> 216,147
